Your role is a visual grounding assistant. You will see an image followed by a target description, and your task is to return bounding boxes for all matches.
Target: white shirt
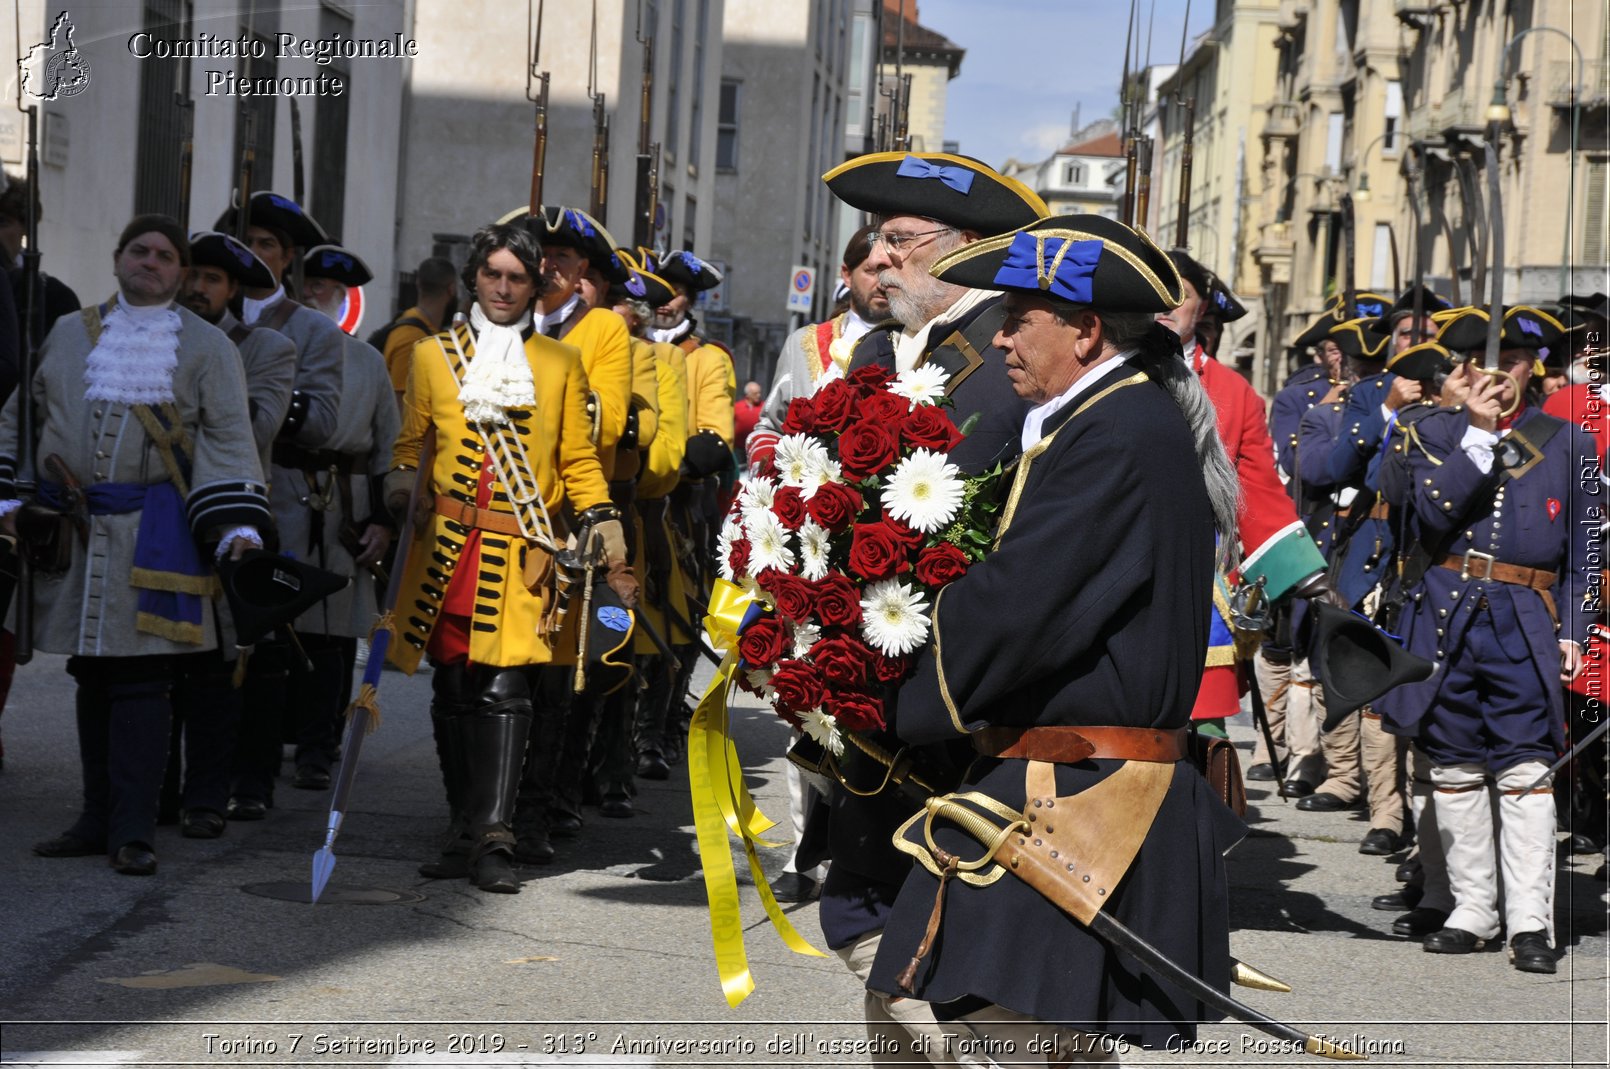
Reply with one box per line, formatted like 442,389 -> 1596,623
842,308 -> 875,347
1459,423 -> 1504,474
537,292 -> 582,337
1020,351 -> 1133,453
896,288 -> 994,373
241,285 -> 286,326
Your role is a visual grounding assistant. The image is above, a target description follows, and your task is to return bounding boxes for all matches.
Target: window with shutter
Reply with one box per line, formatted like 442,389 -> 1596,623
1584,158 -> 1607,266
133,0 -> 191,218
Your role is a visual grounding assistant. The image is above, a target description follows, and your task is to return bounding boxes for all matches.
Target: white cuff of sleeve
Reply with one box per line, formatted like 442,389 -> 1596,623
215,525 -> 263,560
1459,424 -> 1500,474
1380,403 -> 1393,422
0,499 -> 21,517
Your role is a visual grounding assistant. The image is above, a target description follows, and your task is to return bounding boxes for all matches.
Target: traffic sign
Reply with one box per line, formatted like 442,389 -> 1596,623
338,285 -> 366,336
786,265 -> 815,314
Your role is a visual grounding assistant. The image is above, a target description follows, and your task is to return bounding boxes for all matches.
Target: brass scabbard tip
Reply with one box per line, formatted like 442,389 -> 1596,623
1306,1035 -> 1368,1060
1231,959 -> 1293,993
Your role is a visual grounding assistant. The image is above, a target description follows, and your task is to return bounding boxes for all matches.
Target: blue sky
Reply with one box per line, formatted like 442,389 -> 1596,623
919,0 -> 1214,168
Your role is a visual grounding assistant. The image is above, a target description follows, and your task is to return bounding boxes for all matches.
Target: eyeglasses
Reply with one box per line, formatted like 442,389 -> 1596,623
869,226 -> 956,256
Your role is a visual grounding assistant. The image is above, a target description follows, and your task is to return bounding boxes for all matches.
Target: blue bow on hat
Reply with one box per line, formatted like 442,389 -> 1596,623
992,232 -> 1103,304
321,250 -> 355,271
1516,314 -> 1543,338
564,208 -> 595,238
896,155 -> 976,195
267,193 -> 303,214
625,275 -> 647,298
676,251 -> 707,274
1356,298 -> 1385,318
229,242 -> 253,268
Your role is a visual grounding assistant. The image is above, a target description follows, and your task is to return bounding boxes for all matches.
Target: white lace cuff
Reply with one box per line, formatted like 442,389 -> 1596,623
215,525 -> 264,560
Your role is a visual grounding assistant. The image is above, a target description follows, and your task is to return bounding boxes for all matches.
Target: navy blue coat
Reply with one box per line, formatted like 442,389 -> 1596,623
1376,405 -> 1598,740
1297,379 -> 1398,608
1270,362 -> 1333,479
867,368 -> 1244,1047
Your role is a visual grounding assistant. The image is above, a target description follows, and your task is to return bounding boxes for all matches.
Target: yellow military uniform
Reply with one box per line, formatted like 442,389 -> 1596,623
557,306 -> 634,478
635,342 -> 693,652
388,322 -> 611,673
381,305 -> 440,395
680,337 -> 736,446
612,336 -> 662,484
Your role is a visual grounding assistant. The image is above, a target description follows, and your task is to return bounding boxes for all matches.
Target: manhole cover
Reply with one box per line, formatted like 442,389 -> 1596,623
241,882 -> 426,905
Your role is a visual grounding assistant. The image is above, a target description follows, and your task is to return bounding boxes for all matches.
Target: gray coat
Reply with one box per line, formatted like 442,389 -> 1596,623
271,334 -> 399,638
216,309 -> 297,475
251,294 -> 344,448
0,302 -> 270,657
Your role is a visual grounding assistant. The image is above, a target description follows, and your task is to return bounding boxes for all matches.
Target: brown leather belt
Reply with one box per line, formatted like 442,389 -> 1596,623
1368,501 -> 1390,520
272,442 -> 360,475
972,725 -> 1187,764
434,493 -> 523,537
1437,551 -> 1556,591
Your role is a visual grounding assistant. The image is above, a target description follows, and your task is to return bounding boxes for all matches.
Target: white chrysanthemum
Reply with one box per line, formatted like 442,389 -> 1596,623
746,510 -> 797,574
800,707 -> 845,757
798,456 -> 843,501
775,433 -> 832,489
715,522 -> 740,581
790,620 -> 822,658
860,579 -> 931,656
883,449 -> 965,533
745,669 -> 776,697
797,521 -> 832,581
890,365 -> 951,408
738,478 -> 778,526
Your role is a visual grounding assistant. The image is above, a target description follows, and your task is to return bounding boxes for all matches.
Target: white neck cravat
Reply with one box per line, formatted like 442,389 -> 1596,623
459,303 -> 536,425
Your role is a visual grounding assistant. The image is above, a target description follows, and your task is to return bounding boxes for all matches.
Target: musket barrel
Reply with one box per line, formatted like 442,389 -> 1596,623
13,106 -> 40,665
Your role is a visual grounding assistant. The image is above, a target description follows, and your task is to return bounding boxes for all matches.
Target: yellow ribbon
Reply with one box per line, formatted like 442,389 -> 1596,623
688,578 -> 825,1007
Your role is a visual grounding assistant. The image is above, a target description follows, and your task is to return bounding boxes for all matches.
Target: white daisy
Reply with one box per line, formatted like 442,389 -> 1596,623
738,478 -> 778,527
882,449 -> 965,533
774,433 -> 832,489
746,510 -> 797,574
799,707 -> 845,757
797,521 -> 832,581
745,668 -> 776,697
860,579 -> 931,656
890,365 -> 951,408
790,620 -> 822,659
798,455 -> 843,501
715,521 -> 742,581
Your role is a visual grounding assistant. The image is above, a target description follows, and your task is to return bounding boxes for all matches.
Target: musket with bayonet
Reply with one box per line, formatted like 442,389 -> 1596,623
632,0 -> 658,249
1403,142 -> 1427,344
1118,0 -> 1139,227
232,3 -> 257,245
176,94 -> 195,232
527,0 -> 550,215
10,97 -> 41,664
586,0 -> 610,220
1172,0 -> 1196,247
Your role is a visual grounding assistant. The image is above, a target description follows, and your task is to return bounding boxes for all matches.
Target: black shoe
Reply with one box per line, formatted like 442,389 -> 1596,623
1372,885 -> 1424,912
549,812 -> 583,838
180,809 -> 227,839
471,851 -> 520,894
226,796 -> 268,821
513,833 -> 555,865
110,843 -> 157,876
636,751 -> 671,780
600,793 -> 634,819
1567,833 -> 1601,855
1392,907 -> 1449,937
1282,779 -> 1315,798
1295,791 -> 1354,812
418,850 -> 470,879
1359,828 -> 1404,855
1423,927 -> 1497,954
291,765 -> 331,791
772,872 -> 819,902
1509,931 -> 1556,974
32,832 -> 106,858
1245,762 -> 1276,782
1395,858 -> 1422,884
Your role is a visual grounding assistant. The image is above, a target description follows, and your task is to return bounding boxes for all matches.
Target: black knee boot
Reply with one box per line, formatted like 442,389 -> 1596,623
454,668 -> 533,893
515,666 -> 567,859
634,654 -> 673,780
419,663 -> 475,878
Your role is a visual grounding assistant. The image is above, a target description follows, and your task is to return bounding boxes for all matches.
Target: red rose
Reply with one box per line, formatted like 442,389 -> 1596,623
812,379 -> 858,432
737,617 -> 787,667
782,396 -> 818,434
772,484 -> 807,530
809,633 -> 873,687
759,570 -> 815,622
903,404 -> 964,453
806,481 -> 863,532
861,390 -> 911,426
727,538 -> 751,579
872,651 -> 912,683
814,574 -> 863,628
847,365 -> 895,392
882,511 -> 924,549
838,418 -> 901,479
848,521 -> 911,581
914,542 -> 971,588
825,688 -> 886,733
769,659 -> 824,714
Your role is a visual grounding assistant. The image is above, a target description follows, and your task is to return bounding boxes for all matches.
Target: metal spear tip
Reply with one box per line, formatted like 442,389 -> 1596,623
311,848 -> 337,903
1231,959 -> 1293,993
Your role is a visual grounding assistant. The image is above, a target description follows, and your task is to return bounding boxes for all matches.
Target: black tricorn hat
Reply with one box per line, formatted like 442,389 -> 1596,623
823,151 -> 1049,236
531,205 -> 632,286
1292,291 -> 1394,349
1365,283 -> 1453,334
1560,291 -> 1609,320
217,550 -> 350,648
1384,340 -> 1454,382
188,230 -> 276,289
1328,318 -> 1391,360
301,244 -> 374,287
612,249 -> 677,307
928,214 -> 1184,314
1308,601 -> 1435,729
583,581 -> 636,696
648,249 -> 723,295
1433,304 -> 1572,353
1203,269 -> 1247,323
214,191 -> 330,251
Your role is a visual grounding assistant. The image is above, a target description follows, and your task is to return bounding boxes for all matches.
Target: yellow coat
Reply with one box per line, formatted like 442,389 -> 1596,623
561,307 -> 634,479
612,336 -> 662,484
388,323 -> 611,672
634,342 -> 693,653
681,338 -> 736,446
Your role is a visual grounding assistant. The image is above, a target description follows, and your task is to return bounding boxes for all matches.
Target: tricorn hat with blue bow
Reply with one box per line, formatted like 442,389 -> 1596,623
301,244 -> 373,287
1432,304 -> 1573,353
926,214 -> 1184,314
213,190 -> 329,252
518,205 -> 632,287
823,151 -> 1048,237
1203,269 -> 1247,323
187,230 -> 276,290
609,249 -> 676,307
1290,290 -> 1394,349
1327,317 -> 1391,360
1363,283 -> 1453,335
646,248 -> 723,296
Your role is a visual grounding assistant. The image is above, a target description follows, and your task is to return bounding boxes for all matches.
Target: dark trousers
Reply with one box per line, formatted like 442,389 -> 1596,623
64,655 -> 175,852
290,633 -> 356,772
167,652 -> 244,815
230,640 -> 292,803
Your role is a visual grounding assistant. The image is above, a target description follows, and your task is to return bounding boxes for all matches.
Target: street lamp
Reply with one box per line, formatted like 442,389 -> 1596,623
1488,25 -> 1583,294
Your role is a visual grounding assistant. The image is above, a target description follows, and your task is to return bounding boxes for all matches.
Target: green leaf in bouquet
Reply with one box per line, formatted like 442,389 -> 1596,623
956,411 -> 981,438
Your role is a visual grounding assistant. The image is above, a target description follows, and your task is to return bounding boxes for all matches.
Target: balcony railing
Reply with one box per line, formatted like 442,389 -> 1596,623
1546,59 -> 1610,109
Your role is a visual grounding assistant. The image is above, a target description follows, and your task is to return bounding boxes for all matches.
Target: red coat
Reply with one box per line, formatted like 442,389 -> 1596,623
1543,383 -> 1606,462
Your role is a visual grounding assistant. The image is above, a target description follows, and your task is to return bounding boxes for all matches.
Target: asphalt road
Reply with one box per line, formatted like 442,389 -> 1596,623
0,651 -> 1604,1068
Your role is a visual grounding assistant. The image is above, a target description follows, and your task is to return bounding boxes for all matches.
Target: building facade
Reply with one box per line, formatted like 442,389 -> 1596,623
1001,121 -> 1126,220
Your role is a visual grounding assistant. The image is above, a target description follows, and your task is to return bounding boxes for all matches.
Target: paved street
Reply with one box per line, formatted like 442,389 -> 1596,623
0,652 -> 1604,1068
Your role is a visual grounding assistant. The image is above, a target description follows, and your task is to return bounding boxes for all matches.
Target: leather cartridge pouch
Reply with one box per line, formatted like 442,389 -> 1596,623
14,501 -> 73,574
1188,731 -> 1246,817
522,540 -> 555,598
